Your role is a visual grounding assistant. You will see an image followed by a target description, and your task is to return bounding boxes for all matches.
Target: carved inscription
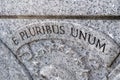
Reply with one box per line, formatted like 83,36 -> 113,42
70,27 -> 106,52
8,22 -> 120,80
12,24 -> 106,52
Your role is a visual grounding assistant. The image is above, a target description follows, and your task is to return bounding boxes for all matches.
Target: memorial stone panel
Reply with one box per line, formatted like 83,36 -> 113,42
0,0 -> 120,80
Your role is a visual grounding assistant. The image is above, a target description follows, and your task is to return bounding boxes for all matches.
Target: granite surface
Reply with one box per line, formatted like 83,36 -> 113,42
0,0 -> 120,15
0,20 -> 120,80
0,0 -> 120,80
0,39 -> 29,80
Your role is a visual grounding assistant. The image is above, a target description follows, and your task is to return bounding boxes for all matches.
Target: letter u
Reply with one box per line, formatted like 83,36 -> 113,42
70,27 -> 78,37
88,34 -> 96,45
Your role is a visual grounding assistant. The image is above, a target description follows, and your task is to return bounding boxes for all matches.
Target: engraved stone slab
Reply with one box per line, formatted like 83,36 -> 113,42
0,21 -> 119,80
10,21 -> 120,66
0,0 -> 120,15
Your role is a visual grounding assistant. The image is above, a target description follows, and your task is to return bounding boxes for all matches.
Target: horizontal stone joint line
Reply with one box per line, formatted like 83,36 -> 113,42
0,15 -> 120,20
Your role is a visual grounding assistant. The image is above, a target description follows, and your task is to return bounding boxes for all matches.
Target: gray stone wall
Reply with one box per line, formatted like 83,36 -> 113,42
0,0 -> 120,80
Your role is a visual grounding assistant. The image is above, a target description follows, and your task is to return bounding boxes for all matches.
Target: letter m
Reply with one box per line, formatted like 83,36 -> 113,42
96,39 -> 106,52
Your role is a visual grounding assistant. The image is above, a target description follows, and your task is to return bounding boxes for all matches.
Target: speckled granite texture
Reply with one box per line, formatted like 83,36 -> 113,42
0,0 -> 120,80
0,0 -> 120,15
0,20 -> 120,80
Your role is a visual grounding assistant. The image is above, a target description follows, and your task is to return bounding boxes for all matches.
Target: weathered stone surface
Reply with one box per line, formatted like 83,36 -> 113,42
0,0 -> 120,80
0,0 -> 119,15
0,40 -> 29,80
108,64 -> 120,80
0,20 -> 120,80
